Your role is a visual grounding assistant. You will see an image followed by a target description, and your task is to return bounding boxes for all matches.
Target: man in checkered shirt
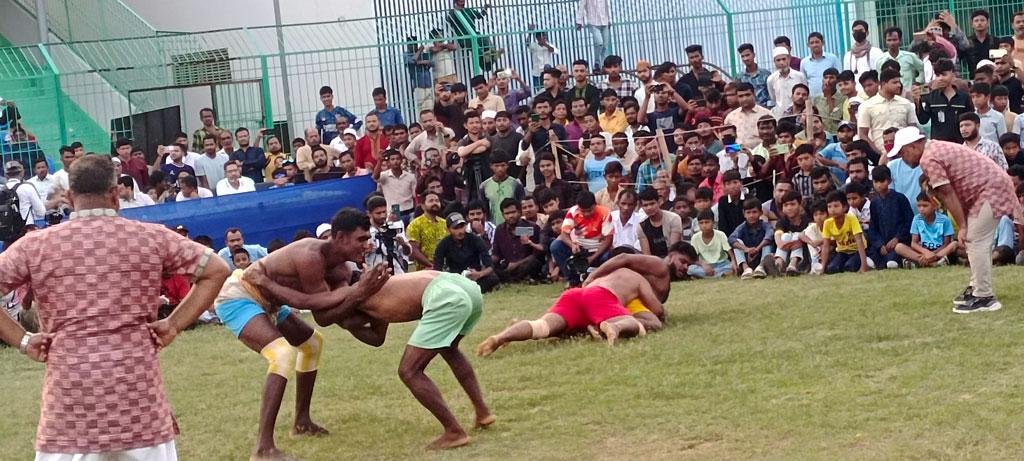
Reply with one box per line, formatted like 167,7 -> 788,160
0,155 -> 231,461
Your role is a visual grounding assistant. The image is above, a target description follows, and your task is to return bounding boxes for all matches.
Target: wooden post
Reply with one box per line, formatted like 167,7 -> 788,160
549,132 -> 562,179
655,128 -> 670,172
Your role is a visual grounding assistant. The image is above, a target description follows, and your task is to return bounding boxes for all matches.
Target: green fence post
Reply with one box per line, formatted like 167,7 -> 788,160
452,11 -> 482,76
260,55 -> 274,130
38,44 -> 68,146
714,0 -> 737,76
834,0 -> 847,53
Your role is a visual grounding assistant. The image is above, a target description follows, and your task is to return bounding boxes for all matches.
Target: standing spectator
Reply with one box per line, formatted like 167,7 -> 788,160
843,20 -> 883,83
159,144 -> 195,179
457,111 -> 494,202
434,83 -> 470,139
365,195 -> 411,274
813,68 -> 846,134
429,28 -> 458,85
26,158 -> 54,203
479,151 -> 525,225
1012,11 -> 1024,66
970,83 -> 1006,144
802,32 -> 842,96
468,75 -> 505,112
489,111 -> 523,176
3,160 -> 44,242
316,85 -> 361,144
858,69 -> 918,155
229,127 -> 265,184
597,90 -> 627,134
774,36 -> 802,71
113,138 -> 148,189
190,107 -> 220,152
575,0 -> 611,72
217,227 -> 269,270
406,40 -> 435,113
724,82 -> 773,149
216,161 -> 256,196
50,146 -> 75,193
370,87 -> 405,128
767,46 -> 808,116
433,212 -> 500,292
447,0 -> 500,72
174,175 -> 212,202
964,10 -> 998,77
736,43 -> 773,108
993,55 -> 1024,115
681,44 -> 718,92
327,121 -> 353,154
959,113 -> 1009,170
193,134 -> 229,190
419,148 -> 465,203
374,150 -> 418,222
406,110 -> 454,163
168,132 -> 202,168
570,60 -> 602,114
525,26 -> 558,89
354,113 -> 390,170
600,55 -> 635,100
492,198 -> 545,283
495,69 -> 532,114
890,126 -> 1023,312
407,191 -> 449,270
215,129 -> 234,157
0,156 -> 229,461
877,27 -> 924,92
914,59 -> 972,143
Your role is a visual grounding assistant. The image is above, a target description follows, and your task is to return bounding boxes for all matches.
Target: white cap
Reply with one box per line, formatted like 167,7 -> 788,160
976,59 -> 996,70
481,110 -> 497,120
887,126 -> 925,158
316,223 -> 332,238
342,128 -> 358,137
772,46 -> 790,58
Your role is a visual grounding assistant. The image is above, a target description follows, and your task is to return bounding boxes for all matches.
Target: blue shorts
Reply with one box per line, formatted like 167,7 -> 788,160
216,298 -> 292,337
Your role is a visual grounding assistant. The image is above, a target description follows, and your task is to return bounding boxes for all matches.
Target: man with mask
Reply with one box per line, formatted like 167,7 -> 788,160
843,20 -> 883,84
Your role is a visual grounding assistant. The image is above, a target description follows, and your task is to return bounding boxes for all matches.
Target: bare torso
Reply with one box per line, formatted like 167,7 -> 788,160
589,269 -> 650,305
247,239 -> 350,306
358,271 -> 442,323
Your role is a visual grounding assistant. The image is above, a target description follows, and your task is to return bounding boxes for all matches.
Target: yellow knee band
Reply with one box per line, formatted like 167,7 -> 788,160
295,330 -> 324,373
527,319 -> 550,339
260,337 -> 297,378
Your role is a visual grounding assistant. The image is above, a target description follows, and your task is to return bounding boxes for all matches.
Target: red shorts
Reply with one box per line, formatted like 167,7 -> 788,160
547,286 -> 630,332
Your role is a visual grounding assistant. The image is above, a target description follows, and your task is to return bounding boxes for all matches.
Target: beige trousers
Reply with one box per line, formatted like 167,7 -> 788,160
966,202 -> 998,298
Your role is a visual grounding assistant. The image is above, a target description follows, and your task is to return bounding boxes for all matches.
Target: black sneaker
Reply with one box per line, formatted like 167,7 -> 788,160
952,287 -> 974,306
953,296 -> 1002,314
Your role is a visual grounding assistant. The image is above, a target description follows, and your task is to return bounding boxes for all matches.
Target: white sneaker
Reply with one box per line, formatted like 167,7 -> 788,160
752,265 -> 767,279
741,267 -> 754,280
886,260 -> 899,269
810,262 -> 823,275
866,257 -> 876,269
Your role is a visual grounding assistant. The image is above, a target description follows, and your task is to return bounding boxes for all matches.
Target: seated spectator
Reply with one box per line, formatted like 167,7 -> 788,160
791,144 -> 816,200
800,199 -> 829,274
365,195 -> 411,274
551,191 -> 612,287
520,195 -> 547,229
636,140 -> 674,192
960,112 -> 1009,170
465,200 -> 497,247
160,144 -> 195,179
479,151 -> 525,225
602,188 -> 643,253
774,190 -> 810,275
338,150 -> 369,178
716,170 -> 746,236
576,134 -> 620,193
217,227 -> 268,270
308,145 -> 342,179
407,191 -> 449,270
175,175 -> 213,201
866,165 -> 913,269
117,176 -> 154,209
845,181 -> 871,230
693,186 -> 717,224
216,161 -> 256,196
593,161 -> 625,210
697,154 -> 723,202
762,179 -> 794,226
730,198 -> 773,279
433,212 -> 500,292
492,198 -> 545,283
844,157 -> 873,195
809,165 -> 837,204
689,209 -> 736,278
895,192 -> 957,268
821,190 -> 869,274
231,247 -> 252,270
673,197 -> 697,240
637,187 -> 683,258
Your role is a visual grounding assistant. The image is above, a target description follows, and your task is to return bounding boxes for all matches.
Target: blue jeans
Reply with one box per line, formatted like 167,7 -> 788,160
733,246 -> 774,268
550,239 -> 608,284
868,244 -> 900,269
587,25 -> 610,66
827,252 -> 862,274
687,259 -> 732,278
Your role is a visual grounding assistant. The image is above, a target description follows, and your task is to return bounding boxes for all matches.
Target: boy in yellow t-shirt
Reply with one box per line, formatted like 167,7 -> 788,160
821,190 -> 869,274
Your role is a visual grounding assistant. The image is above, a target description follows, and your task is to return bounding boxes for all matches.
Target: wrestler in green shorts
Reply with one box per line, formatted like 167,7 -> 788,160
408,272 -> 484,349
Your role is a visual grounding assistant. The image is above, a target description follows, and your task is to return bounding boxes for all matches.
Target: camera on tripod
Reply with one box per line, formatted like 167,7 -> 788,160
374,220 -> 408,273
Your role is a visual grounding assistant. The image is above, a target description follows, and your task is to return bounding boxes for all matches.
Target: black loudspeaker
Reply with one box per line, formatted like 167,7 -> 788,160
125,106 -> 183,163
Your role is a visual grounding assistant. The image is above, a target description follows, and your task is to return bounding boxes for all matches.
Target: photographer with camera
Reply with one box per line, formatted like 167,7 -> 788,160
365,194 -> 411,274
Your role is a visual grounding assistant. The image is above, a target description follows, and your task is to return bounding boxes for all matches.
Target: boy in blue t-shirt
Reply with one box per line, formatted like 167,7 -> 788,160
895,192 -> 956,268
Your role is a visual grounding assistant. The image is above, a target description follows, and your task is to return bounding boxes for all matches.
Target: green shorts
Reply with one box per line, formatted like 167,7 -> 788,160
408,272 -> 484,349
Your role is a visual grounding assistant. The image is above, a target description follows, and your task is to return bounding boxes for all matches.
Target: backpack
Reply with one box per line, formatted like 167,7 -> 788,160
0,182 -> 25,242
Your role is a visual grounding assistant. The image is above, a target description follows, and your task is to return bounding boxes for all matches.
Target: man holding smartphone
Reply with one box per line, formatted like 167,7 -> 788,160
492,198 -> 545,283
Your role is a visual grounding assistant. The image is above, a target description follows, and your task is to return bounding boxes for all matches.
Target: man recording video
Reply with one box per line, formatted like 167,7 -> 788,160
365,194 -> 411,274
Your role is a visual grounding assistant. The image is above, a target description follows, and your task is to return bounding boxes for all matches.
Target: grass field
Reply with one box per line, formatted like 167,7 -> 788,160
3,266 -> 1024,460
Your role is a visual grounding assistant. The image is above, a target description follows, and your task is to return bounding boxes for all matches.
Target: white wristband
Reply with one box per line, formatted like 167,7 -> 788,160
19,333 -> 31,354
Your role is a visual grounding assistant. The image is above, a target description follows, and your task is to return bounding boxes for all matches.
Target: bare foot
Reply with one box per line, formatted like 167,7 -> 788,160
599,321 -> 619,347
476,336 -> 503,357
427,431 -> 470,450
250,447 -> 301,461
586,324 -> 603,340
290,421 -> 329,437
475,414 -> 497,428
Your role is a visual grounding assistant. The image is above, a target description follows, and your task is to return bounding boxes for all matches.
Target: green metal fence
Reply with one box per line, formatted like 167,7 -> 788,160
1,0 -> 1021,170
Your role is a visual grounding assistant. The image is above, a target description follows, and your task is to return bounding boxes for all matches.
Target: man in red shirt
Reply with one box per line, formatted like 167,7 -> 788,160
354,112 -> 389,170
0,155 -> 230,460
549,191 -> 612,287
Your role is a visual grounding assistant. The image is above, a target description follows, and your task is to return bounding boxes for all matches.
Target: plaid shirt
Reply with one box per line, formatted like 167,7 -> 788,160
0,209 -> 212,453
635,155 -> 674,192
965,138 -> 1009,171
792,171 -> 814,200
600,77 -> 637,101
920,140 -> 1023,222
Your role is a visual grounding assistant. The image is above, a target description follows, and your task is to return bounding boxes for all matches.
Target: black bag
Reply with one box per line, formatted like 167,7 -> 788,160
0,183 -> 25,242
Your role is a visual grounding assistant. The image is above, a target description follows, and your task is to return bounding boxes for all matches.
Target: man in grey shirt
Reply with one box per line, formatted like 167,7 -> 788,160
194,134 -> 230,190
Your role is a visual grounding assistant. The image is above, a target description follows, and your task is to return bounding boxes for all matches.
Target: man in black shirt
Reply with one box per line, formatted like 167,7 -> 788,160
915,59 -> 973,143
964,9 -> 998,78
569,59 -> 601,114
491,198 -> 544,282
433,212 -> 500,292
434,83 -> 469,139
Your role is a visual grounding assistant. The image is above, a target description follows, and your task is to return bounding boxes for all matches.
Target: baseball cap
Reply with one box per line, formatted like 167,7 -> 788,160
837,120 -> 855,131
342,128 -> 358,137
887,126 -> 925,159
316,223 -> 332,238
446,212 -> 468,228
4,160 -> 23,174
